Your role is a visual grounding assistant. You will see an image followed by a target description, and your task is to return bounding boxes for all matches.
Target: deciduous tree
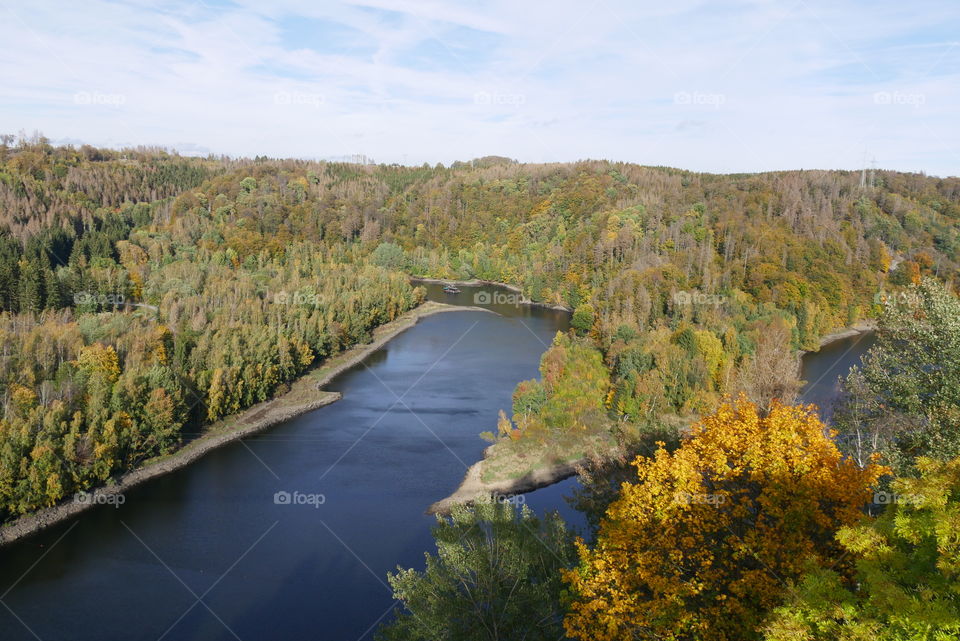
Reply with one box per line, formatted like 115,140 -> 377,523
563,399 -> 884,641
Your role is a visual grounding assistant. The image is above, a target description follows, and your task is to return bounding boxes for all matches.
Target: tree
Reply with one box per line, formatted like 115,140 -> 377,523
378,499 -> 576,641
571,303 -> 595,335
563,399 -> 884,641
835,278 -> 960,474
518,332 -> 609,439
764,456 -> 960,641
736,316 -> 802,413
511,379 -> 546,424
76,343 -> 121,386
371,242 -> 406,271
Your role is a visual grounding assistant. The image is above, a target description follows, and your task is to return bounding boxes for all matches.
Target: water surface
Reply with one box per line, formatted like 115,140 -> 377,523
799,331 -> 876,418
0,290 -> 876,641
0,283 -> 579,641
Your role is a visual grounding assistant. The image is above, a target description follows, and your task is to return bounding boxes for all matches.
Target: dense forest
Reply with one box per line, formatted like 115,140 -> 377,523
382,284 -> 960,641
0,137 -> 423,518
2,136 -> 959,639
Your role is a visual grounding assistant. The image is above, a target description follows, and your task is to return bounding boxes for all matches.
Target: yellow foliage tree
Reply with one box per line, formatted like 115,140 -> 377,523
563,399 -> 885,641
76,343 -> 121,385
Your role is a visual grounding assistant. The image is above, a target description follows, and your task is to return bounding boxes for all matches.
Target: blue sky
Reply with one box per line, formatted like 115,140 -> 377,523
1,0 -> 957,175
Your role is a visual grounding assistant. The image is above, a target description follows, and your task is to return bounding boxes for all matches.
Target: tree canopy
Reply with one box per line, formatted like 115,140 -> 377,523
563,399 -> 885,641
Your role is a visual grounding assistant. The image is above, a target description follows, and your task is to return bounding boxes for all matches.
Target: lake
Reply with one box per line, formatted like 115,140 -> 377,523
799,331 -> 876,418
0,282 -> 581,641
0,284 -> 874,640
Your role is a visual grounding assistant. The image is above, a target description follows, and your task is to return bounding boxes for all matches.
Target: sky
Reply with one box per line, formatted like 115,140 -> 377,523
1,0 -> 958,176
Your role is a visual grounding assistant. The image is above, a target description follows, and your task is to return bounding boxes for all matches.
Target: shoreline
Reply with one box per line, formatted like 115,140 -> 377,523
427,443 -> 586,515
431,320 -> 881,514
413,276 -> 580,514
793,320 -> 877,378
410,277 -> 573,312
0,300 -> 485,547
4,284 -> 880,539
814,320 -> 877,349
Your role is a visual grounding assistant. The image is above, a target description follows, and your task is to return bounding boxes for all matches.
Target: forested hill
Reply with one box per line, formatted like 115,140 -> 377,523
0,137 -> 958,520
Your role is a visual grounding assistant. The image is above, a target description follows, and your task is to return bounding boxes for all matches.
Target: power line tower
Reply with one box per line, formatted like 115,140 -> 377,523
859,153 -> 877,190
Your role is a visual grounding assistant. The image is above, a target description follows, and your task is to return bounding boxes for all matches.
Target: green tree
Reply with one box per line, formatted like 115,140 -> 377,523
764,456 -> 960,641
835,279 -> 960,474
371,242 -> 406,271
571,303 -> 595,335
378,499 -> 576,641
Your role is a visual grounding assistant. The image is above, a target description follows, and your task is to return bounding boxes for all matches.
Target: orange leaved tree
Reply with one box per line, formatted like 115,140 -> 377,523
563,398 -> 884,641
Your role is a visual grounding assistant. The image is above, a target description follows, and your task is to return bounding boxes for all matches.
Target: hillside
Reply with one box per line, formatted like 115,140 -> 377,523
1,137 -> 958,522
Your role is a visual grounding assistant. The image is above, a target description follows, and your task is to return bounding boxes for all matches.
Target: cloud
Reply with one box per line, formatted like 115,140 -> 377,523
0,0 -> 957,175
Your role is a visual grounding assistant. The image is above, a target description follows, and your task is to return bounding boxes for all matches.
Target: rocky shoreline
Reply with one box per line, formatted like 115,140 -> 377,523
0,300 -> 480,547
815,320 -> 877,348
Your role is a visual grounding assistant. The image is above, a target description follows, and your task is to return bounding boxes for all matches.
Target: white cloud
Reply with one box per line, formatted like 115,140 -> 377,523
0,0 -> 956,175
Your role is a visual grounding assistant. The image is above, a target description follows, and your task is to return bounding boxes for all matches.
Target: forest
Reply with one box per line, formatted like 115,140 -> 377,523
2,135 -> 959,639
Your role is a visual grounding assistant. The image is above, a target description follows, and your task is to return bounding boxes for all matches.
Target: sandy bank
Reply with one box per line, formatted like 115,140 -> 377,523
0,300 -> 482,546
410,277 -> 573,312
815,320 -> 877,348
428,444 -> 586,515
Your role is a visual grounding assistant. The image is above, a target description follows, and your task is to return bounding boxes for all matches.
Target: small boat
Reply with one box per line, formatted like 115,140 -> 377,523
442,284 -> 461,294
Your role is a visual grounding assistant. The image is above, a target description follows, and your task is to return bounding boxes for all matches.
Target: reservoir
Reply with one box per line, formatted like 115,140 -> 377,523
799,331 -> 876,418
0,283 -> 874,640
0,283 -> 577,641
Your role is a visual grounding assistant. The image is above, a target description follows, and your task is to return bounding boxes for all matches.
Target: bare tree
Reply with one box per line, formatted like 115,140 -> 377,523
736,317 -> 803,414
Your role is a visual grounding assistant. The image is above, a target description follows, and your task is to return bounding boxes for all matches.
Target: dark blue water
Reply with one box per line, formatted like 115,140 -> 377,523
0,282 -> 581,641
0,283 -> 873,641
799,331 -> 876,419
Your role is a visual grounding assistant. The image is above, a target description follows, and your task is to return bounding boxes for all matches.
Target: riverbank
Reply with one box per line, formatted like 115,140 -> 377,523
428,418 -> 627,514
0,300 -> 485,547
410,277 -> 573,312
431,320 -> 880,515
816,320 -> 877,348
791,320 -> 877,382
428,442 -> 594,515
